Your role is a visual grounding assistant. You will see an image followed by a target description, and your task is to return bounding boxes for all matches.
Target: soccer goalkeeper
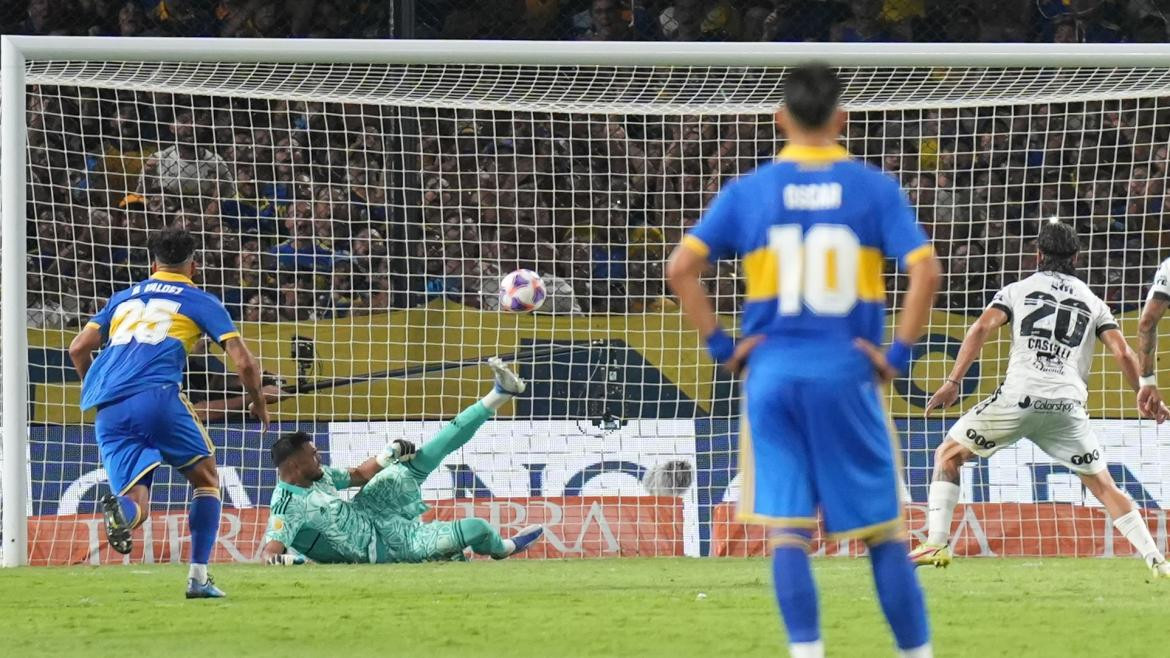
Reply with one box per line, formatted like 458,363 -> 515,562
259,357 -> 543,565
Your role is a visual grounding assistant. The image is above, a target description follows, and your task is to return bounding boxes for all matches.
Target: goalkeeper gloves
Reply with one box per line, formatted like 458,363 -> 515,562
265,553 -> 306,566
375,439 -> 417,468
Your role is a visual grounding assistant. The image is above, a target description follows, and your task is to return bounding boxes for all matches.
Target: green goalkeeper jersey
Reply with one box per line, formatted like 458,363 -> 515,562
263,466 -> 376,563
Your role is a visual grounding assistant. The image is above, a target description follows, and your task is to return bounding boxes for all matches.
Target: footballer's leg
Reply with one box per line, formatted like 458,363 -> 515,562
385,518 -> 543,563
1030,410 -> 1169,578
912,391 -> 1024,568
157,389 -> 224,598
398,356 -> 526,482
908,438 -> 972,568
1079,471 -> 1170,578
94,393 -> 161,555
742,370 -> 824,656
180,458 -> 225,598
444,518 -> 543,560
808,378 -> 930,658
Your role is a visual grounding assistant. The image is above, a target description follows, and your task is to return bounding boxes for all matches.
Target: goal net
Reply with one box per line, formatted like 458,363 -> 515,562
5,41 -> 1170,565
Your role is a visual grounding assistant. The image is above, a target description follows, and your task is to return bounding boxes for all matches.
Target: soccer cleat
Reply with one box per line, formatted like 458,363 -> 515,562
99,493 -> 133,555
494,524 -> 544,559
909,542 -> 952,568
1151,560 -> 1170,580
185,575 -> 227,599
487,356 -> 526,396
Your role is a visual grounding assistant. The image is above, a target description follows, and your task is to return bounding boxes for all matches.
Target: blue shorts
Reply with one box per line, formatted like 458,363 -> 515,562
95,384 -> 214,495
740,366 -> 902,540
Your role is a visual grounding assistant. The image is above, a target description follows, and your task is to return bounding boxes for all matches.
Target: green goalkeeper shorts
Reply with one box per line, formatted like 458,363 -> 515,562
352,462 -> 429,518
351,464 -> 467,563
373,518 -> 469,564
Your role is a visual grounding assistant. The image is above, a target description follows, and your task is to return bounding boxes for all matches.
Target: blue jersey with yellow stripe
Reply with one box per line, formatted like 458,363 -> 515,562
80,271 -> 240,411
685,144 -> 931,378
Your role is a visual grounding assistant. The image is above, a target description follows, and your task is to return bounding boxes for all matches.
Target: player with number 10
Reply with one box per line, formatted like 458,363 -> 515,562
68,227 -> 270,598
667,64 -> 941,658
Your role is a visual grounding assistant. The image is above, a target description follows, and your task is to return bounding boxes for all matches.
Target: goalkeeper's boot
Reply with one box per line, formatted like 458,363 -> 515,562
1151,559 -> 1170,580
186,575 -> 227,599
908,542 -> 952,568
488,356 -> 526,395
494,524 -> 544,560
99,493 -> 133,555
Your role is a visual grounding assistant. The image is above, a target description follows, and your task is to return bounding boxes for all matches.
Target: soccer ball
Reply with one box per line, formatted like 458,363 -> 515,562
499,269 -> 546,313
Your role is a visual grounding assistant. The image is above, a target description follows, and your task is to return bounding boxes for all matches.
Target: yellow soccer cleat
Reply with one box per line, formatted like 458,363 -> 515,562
1151,560 -> 1170,580
909,543 -> 952,568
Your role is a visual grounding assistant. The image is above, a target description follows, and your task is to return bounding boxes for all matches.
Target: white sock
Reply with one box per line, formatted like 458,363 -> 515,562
898,644 -> 933,658
481,389 -> 512,411
926,481 -> 960,546
188,563 -> 208,584
501,539 -> 516,556
1113,509 -> 1164,566
789,640 -> 824,658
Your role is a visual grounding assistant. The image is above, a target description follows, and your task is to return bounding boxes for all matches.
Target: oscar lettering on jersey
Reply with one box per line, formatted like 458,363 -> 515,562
782,183 -> 842,210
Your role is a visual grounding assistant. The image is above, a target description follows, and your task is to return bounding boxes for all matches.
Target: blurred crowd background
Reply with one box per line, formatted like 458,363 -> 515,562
14,0 -> 1170,337
5,1 -> 1170,43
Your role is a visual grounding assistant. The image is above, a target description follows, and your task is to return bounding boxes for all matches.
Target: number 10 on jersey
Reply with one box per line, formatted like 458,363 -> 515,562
769,224 -> 860,316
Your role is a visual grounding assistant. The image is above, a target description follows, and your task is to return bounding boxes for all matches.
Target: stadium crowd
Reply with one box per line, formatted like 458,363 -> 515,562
5,1 -> 1170,44
14,0 -> 1170,330
25,90 -> 1170,328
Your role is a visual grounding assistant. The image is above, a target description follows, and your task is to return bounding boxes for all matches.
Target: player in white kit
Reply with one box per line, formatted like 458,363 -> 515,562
1136,256 -> 1170,414
909,220 -> 1170,578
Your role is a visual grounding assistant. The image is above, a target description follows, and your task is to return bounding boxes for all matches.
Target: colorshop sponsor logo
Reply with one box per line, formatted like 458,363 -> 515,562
1031,398 -> 1079,414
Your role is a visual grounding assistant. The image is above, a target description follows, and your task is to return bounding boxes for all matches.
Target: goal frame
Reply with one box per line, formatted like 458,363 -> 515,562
4,36 -> 1170,567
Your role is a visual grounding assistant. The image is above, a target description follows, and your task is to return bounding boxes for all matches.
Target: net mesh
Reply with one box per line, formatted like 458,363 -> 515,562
12,60 -> 1170,564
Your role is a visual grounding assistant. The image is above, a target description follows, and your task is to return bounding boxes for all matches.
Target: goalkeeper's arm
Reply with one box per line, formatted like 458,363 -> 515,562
346,439 -> 417,487
260,540 -> 305,566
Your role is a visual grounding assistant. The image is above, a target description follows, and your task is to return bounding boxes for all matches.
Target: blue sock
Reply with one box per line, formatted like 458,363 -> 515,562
869,539 -> 930,650
117,496 -> 142,528
771,538 -> 820,644
188,487 -> 222,568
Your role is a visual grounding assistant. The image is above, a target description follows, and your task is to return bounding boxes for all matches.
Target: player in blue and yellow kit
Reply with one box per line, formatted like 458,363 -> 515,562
667,64 -> 941,658
69,227 -> 270,599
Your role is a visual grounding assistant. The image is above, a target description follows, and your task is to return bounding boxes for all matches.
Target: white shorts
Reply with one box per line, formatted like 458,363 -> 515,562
948,387 -> 1106,475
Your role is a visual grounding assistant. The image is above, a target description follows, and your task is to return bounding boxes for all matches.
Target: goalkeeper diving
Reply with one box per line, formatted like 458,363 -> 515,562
259,357 -> 543,565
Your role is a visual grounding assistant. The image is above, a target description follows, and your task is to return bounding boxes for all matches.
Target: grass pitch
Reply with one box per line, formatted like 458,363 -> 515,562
0,558 -> 1164,657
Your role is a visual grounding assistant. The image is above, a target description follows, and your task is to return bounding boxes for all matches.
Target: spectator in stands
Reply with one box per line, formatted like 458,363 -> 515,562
141,111 -> 236,199
268,205 -> 341,272
27,271 -> 80,330
831,0 -> 896,41
580,0 -> 635,40
659,0 -> 708,41
23,0 -> 67,35
1131,12 -> 1168,42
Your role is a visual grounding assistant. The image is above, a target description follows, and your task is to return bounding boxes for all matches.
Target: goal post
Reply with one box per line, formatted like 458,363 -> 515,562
5,36 -> 1170,567
2,36 -> 30,567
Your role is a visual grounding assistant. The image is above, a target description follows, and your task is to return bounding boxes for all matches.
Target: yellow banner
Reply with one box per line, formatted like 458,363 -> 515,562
29,304 -> 1151,424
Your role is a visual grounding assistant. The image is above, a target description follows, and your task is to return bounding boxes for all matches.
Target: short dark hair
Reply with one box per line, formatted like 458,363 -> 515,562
783,63 -> 842,130
271,431 -> 314,467
1037,219 -> 1080,275
148,227 -> 198,266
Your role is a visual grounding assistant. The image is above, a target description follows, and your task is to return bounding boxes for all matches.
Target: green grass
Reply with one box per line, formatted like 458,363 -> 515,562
0,558 -> 1165,657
